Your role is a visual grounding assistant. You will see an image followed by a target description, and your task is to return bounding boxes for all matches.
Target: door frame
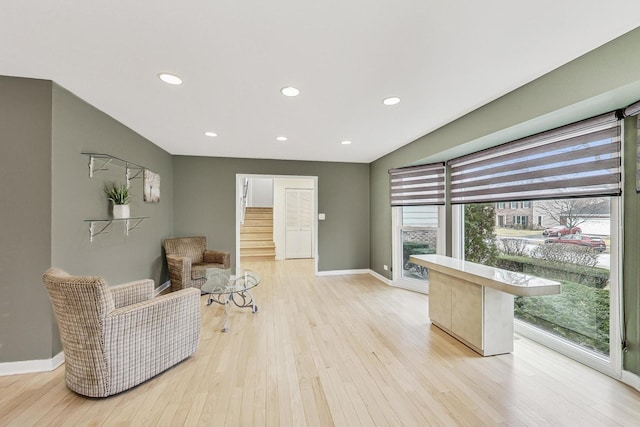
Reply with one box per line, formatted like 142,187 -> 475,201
236,173 -> 319,274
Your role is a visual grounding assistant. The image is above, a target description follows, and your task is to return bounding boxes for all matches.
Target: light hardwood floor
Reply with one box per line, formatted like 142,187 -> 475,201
2,259 -> 640,426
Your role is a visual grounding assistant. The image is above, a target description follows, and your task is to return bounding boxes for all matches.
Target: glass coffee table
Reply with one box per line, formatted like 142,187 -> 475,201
201,268 -> 260,332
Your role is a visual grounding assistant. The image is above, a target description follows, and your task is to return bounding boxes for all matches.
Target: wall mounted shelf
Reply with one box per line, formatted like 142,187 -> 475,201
84,217 -> 150,242
82,153 -> 145,185
82,153 -> 152,241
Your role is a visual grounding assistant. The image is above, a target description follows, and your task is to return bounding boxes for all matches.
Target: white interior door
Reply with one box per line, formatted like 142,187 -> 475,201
285,189 -> 313,258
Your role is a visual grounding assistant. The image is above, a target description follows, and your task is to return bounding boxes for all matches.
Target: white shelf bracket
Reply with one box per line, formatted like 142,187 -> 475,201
126,218 -> 147,235
88,155 -> 114,178
88,220 -> 113,242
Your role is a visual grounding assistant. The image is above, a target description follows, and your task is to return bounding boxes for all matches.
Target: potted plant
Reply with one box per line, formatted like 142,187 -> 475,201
104,183 -> 131,219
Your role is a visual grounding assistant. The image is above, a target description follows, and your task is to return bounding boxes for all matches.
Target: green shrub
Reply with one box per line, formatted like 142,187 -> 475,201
496,238 -> 529,257
496,255 -> 609,289
515,282 -> 609,355
402,242 -> 435,268
532,243 -> 599,267
499,254 -> 610,355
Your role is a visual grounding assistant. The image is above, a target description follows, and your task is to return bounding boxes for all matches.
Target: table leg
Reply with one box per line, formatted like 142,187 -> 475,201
222,293 -> 231,333
229,290 -> 258,313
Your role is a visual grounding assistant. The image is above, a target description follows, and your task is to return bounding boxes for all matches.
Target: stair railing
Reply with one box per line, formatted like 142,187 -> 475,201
240,178 -> 249,224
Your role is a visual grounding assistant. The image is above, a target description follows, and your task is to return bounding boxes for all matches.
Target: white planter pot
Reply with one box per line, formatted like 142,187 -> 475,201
113,204 -> 130,219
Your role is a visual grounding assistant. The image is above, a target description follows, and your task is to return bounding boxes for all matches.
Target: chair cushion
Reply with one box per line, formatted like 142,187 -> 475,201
191,263 -> 226,280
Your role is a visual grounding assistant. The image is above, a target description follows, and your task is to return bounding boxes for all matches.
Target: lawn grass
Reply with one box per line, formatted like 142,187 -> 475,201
495,228 -> 542,237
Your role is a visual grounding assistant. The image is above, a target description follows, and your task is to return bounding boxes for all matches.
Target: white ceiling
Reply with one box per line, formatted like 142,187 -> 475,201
2,1 -> 639,163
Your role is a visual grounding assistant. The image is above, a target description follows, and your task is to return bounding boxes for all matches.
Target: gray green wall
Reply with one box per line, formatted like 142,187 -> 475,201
370,27 -> 640,373
0,77 -> 174,363
172,156 -> 370,272
51,84 -> 174,286
0,77 -> 55,362
623,116 -> 640,374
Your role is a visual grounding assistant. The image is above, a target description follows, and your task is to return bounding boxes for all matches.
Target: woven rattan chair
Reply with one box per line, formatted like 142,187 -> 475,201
43,268 -> 201,398
162,236 -> 231,292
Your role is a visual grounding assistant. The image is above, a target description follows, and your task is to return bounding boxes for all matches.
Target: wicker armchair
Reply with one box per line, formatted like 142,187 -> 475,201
43,268 -> 200,398
162,236 -> 231,292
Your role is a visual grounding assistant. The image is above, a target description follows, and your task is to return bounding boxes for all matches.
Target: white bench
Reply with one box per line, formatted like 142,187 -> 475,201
410,254 -> 561,356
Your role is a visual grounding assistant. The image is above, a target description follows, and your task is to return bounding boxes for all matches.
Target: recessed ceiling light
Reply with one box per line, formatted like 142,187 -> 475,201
158,73 -> 183,85
383,96 -> 400,106
204,131 -> 217,137
341,140 -> 352,145
281,86 -> 300,97
276,136 -> 288,141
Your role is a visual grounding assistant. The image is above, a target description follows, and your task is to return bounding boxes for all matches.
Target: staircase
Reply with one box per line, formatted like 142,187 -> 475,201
240,207 -> 276,261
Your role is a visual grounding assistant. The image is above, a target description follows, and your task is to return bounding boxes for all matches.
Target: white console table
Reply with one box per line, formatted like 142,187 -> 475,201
410,254 -> 561,356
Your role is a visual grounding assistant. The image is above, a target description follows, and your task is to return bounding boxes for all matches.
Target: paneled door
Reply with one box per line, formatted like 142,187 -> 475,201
285,189 -> 313,259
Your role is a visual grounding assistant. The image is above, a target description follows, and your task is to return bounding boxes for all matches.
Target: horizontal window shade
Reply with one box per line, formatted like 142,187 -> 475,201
389,163 -> 445,206
624,100 -> 640,117
448,112 -> 621,204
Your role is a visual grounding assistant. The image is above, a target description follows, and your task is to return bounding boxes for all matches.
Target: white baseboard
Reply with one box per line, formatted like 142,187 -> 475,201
154,280 -> 171,296
316,269 -> 370,277
0,352 -> 64,376
621,370 -> 640,392
368,269 -> 393,286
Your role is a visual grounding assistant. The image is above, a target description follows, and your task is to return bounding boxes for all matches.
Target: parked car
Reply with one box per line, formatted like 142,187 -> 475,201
544,234 -> 606,252
542,225 -> 582,237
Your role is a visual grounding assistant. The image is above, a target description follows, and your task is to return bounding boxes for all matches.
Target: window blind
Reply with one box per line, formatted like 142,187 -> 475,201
448,112 -> 621,204
624,99 -> 640,117
389,162 -> 445,206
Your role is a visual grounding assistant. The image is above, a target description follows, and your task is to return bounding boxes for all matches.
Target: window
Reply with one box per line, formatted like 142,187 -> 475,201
510,201 -> 519,209
497,215 -> 504,227
464,197 -> 617,372
389,162 -> 446,293
498,202 -> 505,209
452,112 -> 621,376
393,205 -> 444,293
537,215 -> 543,226
523,201 -> 531,208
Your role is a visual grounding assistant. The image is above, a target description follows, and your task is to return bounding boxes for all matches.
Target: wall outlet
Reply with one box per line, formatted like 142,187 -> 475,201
383,264 -> 388,271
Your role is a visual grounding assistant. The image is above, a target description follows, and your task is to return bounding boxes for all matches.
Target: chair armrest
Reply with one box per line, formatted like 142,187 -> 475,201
166,254 -> 191,270
103,288 -> 201,394
110,279 -> 154,308
203,250 -> 231,268
107,287 -> 200,319
166,254 -> 192,289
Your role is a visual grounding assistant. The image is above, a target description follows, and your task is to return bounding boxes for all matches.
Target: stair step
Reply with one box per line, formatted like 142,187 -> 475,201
245,207 -> 273,213
241,226 -> 273,233
242,219 -> 273,227
241,247 -> 276,256
241,207 -> 274,259
241,240 -> 276,248
241,254 -> 276,262
241,233 -> 273,241
244,212 -> 273,221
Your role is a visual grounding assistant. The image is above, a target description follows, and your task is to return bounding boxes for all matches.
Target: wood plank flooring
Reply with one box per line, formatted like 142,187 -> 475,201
2,259 -> 640,426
